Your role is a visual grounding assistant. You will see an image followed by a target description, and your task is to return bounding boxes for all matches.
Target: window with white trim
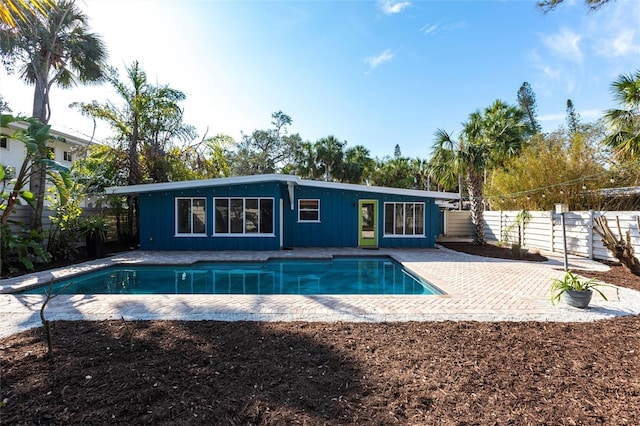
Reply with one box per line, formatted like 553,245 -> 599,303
175,197 -> 207,235
0,137 -> 7,149
298,199 -> 320,222
384,202 -> 425,236
63,151 -> 73,162
214,197 -> 274,235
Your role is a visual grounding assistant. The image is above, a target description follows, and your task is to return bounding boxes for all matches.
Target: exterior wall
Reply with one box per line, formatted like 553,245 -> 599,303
138,182 -> 282,251
2,127 -> 84,208
280,185 -> 437,249
139,182 -> 441,251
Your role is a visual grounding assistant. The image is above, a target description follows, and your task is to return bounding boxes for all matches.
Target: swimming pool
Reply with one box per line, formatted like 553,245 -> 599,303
17,257 -> 442,295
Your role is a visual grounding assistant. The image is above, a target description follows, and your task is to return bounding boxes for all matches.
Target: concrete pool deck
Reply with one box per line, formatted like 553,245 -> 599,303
1,246 -> 640,337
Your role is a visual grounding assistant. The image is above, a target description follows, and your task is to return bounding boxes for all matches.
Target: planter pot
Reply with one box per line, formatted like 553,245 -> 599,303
86,233 -> 105,259
563,289 -> 593,309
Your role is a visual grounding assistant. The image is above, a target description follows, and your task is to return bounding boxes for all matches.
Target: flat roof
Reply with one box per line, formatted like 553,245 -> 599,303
105,174 -> 460,200
6,121 -> 92,147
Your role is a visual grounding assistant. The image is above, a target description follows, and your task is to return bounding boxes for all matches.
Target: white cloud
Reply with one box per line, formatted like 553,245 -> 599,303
420,24 -> 440,36
595,30 -> 640,57
378,0 -> 411,15
538,108 -> 602,125
580,109 -> 604,120
541,65 -> 561,80
364,49 -> 395,72
420,21 -> 467,37
541,28 -> 583,62
538,113 -> 566,123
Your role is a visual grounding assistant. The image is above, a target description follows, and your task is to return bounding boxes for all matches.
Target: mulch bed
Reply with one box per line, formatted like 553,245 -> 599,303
1,242 -> 639,424
439,241 -> 549,262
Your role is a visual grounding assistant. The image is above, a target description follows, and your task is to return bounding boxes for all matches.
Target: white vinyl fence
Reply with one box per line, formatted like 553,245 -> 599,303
443,209 -> 640,262
442,210 -> 473,237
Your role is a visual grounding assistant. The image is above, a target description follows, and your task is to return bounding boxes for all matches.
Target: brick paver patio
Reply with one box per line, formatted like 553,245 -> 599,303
1,246 -> 639,337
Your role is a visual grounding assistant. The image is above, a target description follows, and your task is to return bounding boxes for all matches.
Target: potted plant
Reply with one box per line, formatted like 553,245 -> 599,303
79,216 -> 110,259
550,270 -> 610,308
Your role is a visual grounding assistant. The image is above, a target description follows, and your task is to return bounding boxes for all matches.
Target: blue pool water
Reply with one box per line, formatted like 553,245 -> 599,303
18,257 -> 442,295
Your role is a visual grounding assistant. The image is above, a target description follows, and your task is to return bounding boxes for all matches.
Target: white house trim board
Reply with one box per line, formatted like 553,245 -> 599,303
105,174 -> 461,201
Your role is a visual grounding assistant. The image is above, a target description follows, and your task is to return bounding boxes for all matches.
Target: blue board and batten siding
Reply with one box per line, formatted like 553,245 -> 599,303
138,181 -> 439,251
139,182 -> 282,251
284,186 -> 438,248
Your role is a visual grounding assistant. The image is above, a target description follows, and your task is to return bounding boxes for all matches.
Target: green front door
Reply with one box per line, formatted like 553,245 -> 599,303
358,200 -> 378,247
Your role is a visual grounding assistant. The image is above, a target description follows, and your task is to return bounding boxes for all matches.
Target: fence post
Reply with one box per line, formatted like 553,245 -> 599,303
549,210 -> 555,253
443,209 -> 447,236
587,210 -> 594,259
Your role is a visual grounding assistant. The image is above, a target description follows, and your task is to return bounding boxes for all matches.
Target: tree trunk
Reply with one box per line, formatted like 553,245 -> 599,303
593,215 -> 640,276
29,79 -> 50,232
467,169 -> 486,245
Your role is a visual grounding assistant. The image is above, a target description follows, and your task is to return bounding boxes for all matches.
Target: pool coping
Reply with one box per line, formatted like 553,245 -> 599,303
1,246 -> 640,338
3,253 -> 447,296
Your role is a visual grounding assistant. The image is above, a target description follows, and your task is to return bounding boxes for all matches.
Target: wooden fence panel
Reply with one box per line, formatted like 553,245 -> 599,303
447,209 -> 640,262
523,212 -> 553,252
443,210 -> 472,236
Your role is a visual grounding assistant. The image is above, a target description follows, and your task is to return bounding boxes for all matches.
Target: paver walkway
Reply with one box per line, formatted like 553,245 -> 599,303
1,246 -> 639,338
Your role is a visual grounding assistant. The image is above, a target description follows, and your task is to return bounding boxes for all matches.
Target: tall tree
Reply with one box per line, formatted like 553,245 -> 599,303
141,84 -> 197,182
0,95 -> 11,112
169,133 -> 233,181
315,135 -> 345,181
73,61 -> 195,240
431,100 -> 527,245
341,145 -> 374,184
0,0 -> 51,28
517,82 -> 541,135
231,111 -> 300,175
429,140 -> 461,194
566,99 -> 581,134
370,156 -> 414,189
485,127 -> 609,211
286,140 -> 322,180
603,70 -> 640,161
393,144 -> 402,158
1,0 -> 107,231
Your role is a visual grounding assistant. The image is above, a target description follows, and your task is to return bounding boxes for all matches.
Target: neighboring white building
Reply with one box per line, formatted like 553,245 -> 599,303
1,121 -> 94,207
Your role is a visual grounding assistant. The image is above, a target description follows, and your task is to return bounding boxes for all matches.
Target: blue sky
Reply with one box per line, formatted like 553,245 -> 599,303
1,0 -> 639,160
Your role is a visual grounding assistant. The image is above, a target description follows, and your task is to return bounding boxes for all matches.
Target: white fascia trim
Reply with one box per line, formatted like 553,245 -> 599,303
106,174 -> 301,195
298,179 -> 460,200
105,173 -> 460,201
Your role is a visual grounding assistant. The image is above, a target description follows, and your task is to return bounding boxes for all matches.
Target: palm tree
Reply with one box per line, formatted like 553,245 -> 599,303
315,135 -> 345,181
1,0 -> 107,231
603,70 -> 640,161
341,145 -> 374,184
0,0 -> 51,28
288,141 -> 322,180
431,100 -> 527,245
73,61 -> 195,241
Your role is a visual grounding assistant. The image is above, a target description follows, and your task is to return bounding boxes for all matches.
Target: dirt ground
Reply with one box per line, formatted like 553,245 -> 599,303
1,242 -> 639,425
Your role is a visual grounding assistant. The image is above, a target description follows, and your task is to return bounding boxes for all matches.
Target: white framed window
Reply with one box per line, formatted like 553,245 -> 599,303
63,151 -> 73,162
298,199 -> 320,222
0,137 -> 7,149
384,202 -> 425,236
175,197 -> 207,236
214,197 -> 274,236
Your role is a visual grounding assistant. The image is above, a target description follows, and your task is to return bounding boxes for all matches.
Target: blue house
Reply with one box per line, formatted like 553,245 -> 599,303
105,174 -> 459,251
